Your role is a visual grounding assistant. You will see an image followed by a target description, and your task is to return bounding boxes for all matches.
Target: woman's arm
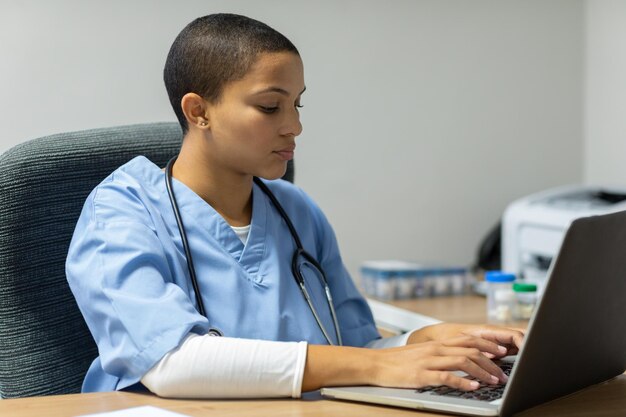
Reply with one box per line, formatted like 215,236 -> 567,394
142,324 -> 523,398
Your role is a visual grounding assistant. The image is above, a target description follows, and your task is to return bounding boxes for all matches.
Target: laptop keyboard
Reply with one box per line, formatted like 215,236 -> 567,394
415,362 -> 513,402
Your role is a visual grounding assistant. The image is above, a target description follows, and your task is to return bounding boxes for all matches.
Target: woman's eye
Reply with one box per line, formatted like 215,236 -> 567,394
258,102 -> 303,114
259,105 -> 279,114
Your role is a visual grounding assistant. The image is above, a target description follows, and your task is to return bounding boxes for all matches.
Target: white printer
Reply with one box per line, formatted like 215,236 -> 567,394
502,185 -> 626,293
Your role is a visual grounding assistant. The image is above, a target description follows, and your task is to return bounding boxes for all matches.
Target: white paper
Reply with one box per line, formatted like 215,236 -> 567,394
77,405 -> 191,417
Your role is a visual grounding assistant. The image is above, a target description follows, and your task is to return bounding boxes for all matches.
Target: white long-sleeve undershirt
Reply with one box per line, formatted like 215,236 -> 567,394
141,334 -> 307,398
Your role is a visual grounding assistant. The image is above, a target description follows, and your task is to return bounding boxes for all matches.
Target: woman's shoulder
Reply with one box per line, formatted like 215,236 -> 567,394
83,156 -> 164,224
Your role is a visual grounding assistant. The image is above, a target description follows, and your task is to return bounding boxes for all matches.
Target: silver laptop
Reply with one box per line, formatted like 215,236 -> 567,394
322,211 -> 626,416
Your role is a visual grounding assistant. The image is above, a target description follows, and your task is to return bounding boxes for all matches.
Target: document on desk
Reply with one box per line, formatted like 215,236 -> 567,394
77,405 -> 191,417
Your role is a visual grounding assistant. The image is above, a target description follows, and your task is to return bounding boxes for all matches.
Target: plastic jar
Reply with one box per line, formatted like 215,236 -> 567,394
485,271 -> 516,323
513,282 -> 537,320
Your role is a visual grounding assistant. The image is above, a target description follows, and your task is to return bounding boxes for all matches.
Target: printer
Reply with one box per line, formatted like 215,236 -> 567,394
502,185 -> 626,293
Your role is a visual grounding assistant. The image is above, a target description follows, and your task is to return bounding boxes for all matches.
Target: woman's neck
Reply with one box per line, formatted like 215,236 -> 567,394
172,137 -> 253,227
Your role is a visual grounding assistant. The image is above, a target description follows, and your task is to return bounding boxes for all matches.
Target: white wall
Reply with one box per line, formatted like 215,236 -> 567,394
0,1 -> 584,278
584,0 -> 626,187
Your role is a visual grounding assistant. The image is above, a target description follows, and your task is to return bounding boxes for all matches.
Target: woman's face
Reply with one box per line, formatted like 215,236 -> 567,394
204,52 -> 305,180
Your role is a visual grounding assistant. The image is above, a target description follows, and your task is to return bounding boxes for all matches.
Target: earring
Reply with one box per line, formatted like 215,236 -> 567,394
199,120 -> 208,126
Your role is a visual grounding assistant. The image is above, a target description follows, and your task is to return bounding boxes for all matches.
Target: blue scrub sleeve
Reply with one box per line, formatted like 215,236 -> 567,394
66,218 -> 209,390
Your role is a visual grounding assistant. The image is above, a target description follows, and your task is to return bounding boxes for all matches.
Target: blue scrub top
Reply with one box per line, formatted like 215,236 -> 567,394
66,156 -> 379,392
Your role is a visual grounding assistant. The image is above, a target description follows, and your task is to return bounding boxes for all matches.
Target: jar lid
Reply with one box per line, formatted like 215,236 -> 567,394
513,282 -> 537,292
485,271 -> 515,283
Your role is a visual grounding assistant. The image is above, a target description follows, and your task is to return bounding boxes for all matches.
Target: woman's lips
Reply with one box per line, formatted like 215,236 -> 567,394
275,145 -> 295,160
275,150 -> 294,160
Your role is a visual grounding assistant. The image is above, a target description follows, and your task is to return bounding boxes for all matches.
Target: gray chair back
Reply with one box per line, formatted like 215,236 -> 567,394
0,122 -> 182,398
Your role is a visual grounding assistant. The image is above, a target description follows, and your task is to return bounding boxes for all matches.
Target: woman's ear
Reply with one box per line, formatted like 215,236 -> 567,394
181,93 -> 210,129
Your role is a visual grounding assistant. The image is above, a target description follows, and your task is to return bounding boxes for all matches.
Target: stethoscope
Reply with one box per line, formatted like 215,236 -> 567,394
164,156 -> 343,345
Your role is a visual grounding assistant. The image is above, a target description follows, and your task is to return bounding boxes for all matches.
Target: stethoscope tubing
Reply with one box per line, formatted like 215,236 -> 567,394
165,157 -> 207,318
164,156 -> 342,345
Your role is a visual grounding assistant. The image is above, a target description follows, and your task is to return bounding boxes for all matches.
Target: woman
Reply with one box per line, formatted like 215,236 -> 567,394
66,13 -> 523,398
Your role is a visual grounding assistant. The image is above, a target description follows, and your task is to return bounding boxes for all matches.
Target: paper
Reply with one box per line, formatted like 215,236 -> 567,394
77,405 -> 191,417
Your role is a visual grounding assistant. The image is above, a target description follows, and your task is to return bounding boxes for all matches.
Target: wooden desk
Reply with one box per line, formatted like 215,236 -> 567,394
391,295 -> 527,327
1,296 -> 625,417
1,377 -> 626,417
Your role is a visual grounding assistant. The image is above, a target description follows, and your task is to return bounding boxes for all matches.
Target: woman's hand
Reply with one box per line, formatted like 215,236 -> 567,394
303,330 -> 516,392
369,335 -> 511,391
407,323 -> 525,357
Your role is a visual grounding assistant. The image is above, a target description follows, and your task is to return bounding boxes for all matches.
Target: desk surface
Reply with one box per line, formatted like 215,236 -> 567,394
2,295 -> 625,417
394,294 -> 495,324
3,379 -> 626,417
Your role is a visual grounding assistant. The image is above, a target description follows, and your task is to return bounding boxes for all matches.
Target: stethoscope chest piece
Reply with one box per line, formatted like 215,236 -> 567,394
208,328 -> 223,337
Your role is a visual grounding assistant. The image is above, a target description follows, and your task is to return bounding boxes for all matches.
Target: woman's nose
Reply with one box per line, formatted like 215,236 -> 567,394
280,108 -> 303,137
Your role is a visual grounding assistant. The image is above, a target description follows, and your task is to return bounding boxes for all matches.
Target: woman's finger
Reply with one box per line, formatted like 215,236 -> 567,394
420,369 -> 481,391
429,347 -> 507,384
464,327 -> 525,351
438,335 -> 509,358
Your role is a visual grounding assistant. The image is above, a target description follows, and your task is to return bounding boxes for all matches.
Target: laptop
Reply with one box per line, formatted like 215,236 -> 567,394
321,211 -> 626,416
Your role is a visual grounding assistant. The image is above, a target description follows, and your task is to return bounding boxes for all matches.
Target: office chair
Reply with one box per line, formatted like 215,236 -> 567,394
0,122 -> 181,398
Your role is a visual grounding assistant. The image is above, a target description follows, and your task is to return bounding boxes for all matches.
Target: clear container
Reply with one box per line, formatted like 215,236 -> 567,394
360,260 -> 418,300
395,273 -> 417,299
431,271 -> 450,296
485,271 -> 516,323
513,282 -> 537,320
372,272 -> 395,300
449,269 -> 470,295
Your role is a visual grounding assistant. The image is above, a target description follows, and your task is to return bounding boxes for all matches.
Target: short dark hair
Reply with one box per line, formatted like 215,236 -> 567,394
164,13 -> 299,134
